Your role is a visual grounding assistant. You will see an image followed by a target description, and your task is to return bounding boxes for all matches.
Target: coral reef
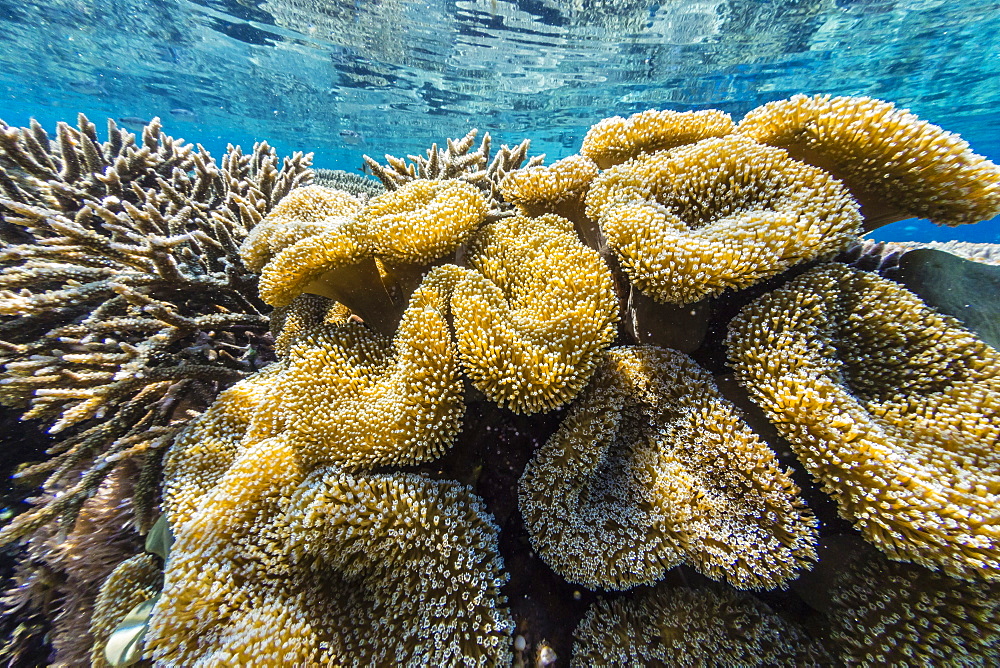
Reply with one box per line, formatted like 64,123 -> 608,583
312,168 -> 385,200
5,94 -> 1000,665
737,94 -> 1000,228
727,263 -> 1000,581
519,346 -> 818,591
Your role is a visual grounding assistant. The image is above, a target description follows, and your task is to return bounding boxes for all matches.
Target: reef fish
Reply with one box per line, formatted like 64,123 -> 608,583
339,129 -> 365,146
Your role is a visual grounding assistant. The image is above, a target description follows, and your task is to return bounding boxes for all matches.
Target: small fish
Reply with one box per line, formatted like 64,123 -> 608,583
339,129 -> 365,146
118,116 -> 149,131
358,161 -> 373,176
169,108 -> 197,121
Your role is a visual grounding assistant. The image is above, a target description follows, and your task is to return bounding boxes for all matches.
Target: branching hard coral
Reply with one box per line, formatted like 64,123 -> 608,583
0,114 -> 310,544
585,135 -> 862,306
362,128 -> 543,220
519,346 -> 818,592
571,585 -> 828,666
825,547 -> 1000,665
736,94 -> 1000,229
726,262 -> 1000,581
580,108 -> 735,169
312,168 -> 385,200
450,214 -> 619,414
255,179 -> 486,335
149,435 -> 513,665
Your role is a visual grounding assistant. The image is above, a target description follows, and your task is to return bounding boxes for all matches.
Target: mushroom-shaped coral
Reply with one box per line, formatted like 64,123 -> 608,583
571,585 -> 828,666
255,179 -> 487,334
497,155 -> 600,244
726,262 -> 1000,581
585,135 -> 862,305
518,346 -> 818,591
736,94 -> 1000,228
287,466 -> 514,665
149,435 -> 513,666
450,213 -> 619,413
825,548 -> 1000,665
257,272 -> 465,471
580,108 -> 735,169
239,184 -> 364,273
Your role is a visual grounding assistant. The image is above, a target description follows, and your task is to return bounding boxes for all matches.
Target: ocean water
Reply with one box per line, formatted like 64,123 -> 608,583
1,0 -> 998,242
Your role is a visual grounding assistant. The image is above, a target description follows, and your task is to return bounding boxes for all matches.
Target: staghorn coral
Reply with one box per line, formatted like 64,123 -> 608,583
585,135 -> 862,306
450,213 -> 619,414
312,168 -> 385,200
0,114 -> 310,544
519,346 -> 818,592
824,545 -> 1000,665
149,432 -> 513,666
727,262 -> 1000,581
363,128 -> 543,220
571,584 -> 828,666
580,108 -> 736,169
736,94 -> 1000,229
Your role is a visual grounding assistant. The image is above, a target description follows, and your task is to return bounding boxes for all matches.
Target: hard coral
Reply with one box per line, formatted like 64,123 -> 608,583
727,262 -> 1000,581
586,135 -> 862,305
0,113 -> 309,544
737,94 -> 1000,228
519,346 -> 818,592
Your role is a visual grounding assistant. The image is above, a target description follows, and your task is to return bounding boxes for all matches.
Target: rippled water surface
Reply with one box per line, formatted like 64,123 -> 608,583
1,0 -> 999,240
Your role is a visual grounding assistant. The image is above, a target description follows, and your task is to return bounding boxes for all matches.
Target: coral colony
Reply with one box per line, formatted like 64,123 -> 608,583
0,94 -> 998,665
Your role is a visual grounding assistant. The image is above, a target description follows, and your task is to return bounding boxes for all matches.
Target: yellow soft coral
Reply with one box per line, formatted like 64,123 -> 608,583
519,346 -> 818,591
450,214 -> 619,413
727,263 -> 1000,581
737,94 -> 1000,228
585,135 -> 862,305
150,435 -> 513,666
580,108 -> 735,169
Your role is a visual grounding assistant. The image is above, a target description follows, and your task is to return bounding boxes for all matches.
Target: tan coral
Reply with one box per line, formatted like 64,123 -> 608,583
149,435 -> 513,666
726,262 -> 1000,581
736,94 -> 1000,228
287,466 -> 514,665
826,549 -> 1000,665
580,108 -> 735,169
518,346 -> 818,591
585,135 -> 862,306
571,585 -> 828,666
451,214 -> 619,413
239,184 -> 364,273
256,179 -> 487,334
249,271 -> 464,471
89,553 -> 163,668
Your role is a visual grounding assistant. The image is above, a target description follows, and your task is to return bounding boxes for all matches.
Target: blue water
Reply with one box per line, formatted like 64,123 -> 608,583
1,0 -> 998,241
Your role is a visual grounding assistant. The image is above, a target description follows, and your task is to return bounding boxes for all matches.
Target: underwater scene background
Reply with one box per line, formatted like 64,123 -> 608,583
0,0 -> 999,666
1,0 -> 998,242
